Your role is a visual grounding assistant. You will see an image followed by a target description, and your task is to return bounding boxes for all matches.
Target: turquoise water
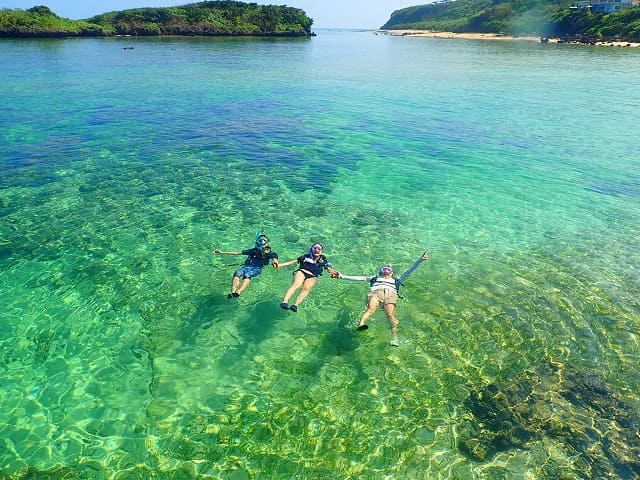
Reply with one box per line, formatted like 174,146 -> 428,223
1,30 -> 640,479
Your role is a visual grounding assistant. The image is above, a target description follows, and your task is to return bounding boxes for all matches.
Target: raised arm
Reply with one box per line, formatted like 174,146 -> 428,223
398,251 -> 429,283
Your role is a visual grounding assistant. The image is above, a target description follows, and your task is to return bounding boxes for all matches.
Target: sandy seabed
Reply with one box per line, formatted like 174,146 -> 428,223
375,29 -> 640,48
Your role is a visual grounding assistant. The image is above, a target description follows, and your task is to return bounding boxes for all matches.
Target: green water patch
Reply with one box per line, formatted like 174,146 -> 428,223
2,139 -> 639,477
2,30 -> 640,479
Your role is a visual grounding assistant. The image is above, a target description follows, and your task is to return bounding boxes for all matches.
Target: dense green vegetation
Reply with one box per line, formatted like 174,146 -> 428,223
382,0 -> 640,42
0,1 -> 314,38
552,5 -> 640,39
0,6 -> 108,37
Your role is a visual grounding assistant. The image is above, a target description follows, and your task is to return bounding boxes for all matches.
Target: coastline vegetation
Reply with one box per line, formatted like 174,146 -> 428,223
382,0 -> 640,42
0,1 -> 314,38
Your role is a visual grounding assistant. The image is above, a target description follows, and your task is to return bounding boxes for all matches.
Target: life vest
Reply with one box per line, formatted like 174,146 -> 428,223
369,276 -> 402,292
299,254 -> 329,276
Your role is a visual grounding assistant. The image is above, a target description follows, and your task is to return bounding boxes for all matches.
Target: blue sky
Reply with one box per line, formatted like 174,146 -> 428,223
0,0 -> 422,29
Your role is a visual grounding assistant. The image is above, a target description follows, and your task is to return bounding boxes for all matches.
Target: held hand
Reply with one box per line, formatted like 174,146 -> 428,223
421,251 -> 429,261
272,260 -> 280,269
329,269 -> 340,278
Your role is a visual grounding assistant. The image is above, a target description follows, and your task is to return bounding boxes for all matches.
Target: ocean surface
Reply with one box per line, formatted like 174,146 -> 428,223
1,29 -> 639,479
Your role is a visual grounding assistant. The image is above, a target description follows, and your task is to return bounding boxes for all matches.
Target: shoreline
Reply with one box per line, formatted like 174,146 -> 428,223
375,29 -> 640,48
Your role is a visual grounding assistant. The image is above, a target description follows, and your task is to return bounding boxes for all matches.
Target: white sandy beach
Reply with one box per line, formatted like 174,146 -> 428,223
376,29 -> 640,48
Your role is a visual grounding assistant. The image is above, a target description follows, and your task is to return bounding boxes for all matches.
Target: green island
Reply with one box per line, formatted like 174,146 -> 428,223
0,1 -> 314,38
382,0 -> 640,43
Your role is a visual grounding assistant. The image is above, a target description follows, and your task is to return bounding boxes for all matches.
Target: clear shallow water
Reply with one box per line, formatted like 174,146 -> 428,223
1,31 -> 640,479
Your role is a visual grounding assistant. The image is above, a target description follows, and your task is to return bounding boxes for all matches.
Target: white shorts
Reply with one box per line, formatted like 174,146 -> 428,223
367,288 -> 398,307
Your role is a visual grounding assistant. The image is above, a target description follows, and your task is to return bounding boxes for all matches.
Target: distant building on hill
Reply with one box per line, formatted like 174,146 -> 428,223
573,0 -> 640,13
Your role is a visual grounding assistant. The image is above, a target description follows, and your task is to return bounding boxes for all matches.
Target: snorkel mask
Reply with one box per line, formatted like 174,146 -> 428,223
255,231 -> 270,252
310,243 -> 323,256
379,265 -> 394,275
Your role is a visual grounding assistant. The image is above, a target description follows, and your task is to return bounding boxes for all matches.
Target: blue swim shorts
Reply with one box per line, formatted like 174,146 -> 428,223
234,266 -> 262,279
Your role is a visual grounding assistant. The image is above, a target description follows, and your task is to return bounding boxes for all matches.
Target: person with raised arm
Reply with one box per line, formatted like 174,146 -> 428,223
333,251 -> 429,346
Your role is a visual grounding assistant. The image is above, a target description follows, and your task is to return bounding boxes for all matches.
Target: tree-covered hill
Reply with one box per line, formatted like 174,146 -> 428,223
0,1 -> 314,38
381,0 -> 640,42
0,6 -> 108,37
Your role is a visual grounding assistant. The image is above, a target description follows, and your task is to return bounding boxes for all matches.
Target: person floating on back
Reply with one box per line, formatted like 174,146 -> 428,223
214,231 -> 279,298
278,243 -> 338,312
333,251 -> 429,346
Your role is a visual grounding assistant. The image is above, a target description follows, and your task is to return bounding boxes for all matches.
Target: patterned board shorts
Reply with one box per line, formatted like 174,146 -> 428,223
367,288 -> 398,306
234,266 -> 262,279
